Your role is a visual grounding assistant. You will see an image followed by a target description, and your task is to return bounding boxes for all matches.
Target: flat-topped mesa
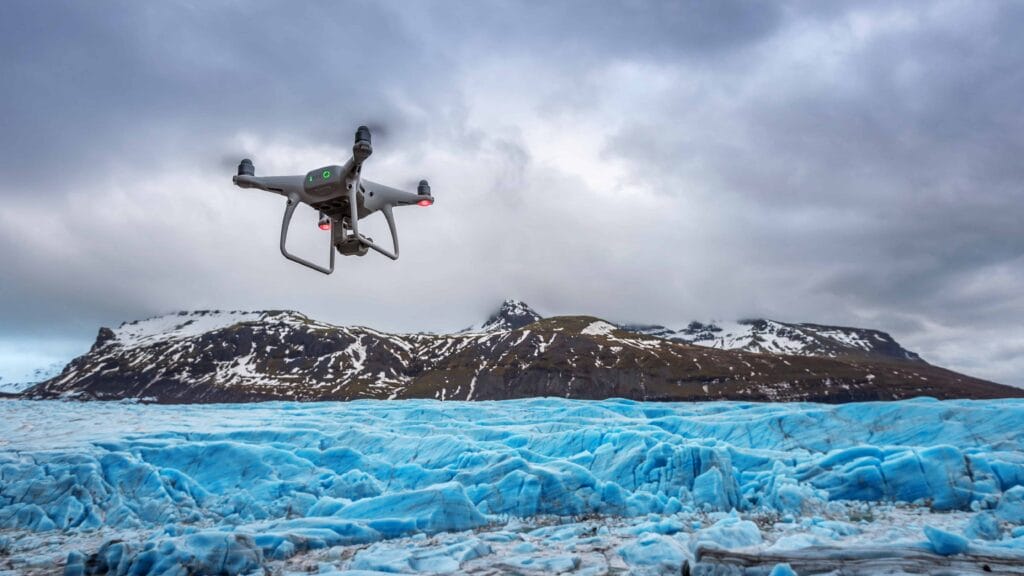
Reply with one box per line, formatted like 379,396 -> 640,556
21,300 -> 1022,403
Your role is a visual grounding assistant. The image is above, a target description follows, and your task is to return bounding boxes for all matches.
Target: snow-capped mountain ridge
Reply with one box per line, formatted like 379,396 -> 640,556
625,318 -> 923,362
108,306 -> 916,362
466,302 -> 923,363
24,300 -> 1020,403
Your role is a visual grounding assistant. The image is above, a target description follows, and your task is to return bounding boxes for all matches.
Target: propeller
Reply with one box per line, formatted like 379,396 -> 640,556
326,118 -> 398,149
217,152 -> 255,173
361,120 -> 393,140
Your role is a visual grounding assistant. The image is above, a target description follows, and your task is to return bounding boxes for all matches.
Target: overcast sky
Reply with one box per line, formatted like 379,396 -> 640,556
0,0 -> 1021,386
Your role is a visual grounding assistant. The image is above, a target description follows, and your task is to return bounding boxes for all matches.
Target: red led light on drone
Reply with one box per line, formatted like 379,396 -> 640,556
417,199 -> 433,207
318,222 -> 331,230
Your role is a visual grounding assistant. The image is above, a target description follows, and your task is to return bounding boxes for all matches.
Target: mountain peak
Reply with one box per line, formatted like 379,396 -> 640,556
478,299 -> 542,332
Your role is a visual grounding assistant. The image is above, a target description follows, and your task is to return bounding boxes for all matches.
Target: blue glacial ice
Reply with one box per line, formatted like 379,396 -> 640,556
923,524 -> 970,556
1,397 -> 1024,574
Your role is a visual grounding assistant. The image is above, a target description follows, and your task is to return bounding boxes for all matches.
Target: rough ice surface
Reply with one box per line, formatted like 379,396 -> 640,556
2,397 -> 1024,575
923,525 -> 969,556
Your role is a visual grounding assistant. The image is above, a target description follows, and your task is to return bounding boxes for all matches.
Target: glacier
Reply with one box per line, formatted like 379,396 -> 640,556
2,397 -> 1024,575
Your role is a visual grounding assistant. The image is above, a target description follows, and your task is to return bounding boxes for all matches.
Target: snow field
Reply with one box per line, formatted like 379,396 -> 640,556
2,397 -> 1024,574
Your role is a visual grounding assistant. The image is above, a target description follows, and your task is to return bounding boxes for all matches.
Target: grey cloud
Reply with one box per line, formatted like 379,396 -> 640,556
595,1 -> 1023,379
0,0 -> 445,187
0,1 -> 1021,386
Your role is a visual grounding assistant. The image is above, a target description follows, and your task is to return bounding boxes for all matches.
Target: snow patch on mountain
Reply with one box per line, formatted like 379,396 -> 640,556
581,320 -> 616,336
108,310 -> 269,349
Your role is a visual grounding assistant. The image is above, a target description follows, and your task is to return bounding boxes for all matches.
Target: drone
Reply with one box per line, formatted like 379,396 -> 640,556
231,125 -> 434,274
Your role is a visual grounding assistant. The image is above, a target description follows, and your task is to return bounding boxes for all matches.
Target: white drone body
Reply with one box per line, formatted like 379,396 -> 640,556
231,125 -> 433,274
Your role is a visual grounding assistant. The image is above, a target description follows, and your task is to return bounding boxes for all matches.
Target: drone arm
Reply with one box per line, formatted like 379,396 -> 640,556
233,174 -> 305,197
280,194 -> 335,274
361,180 -> 428,209
353,180 -> 434,261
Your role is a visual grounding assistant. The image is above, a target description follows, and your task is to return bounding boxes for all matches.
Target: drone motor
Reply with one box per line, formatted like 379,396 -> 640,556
417,180 -> 433,207
355,125 -> 371,144
237,158 -> 254,177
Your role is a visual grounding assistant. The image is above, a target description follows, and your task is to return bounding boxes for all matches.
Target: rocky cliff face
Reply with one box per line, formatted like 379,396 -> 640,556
24,301 -> 1022,403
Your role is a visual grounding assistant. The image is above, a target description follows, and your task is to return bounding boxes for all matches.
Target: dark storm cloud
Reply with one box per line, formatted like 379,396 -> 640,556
593,1 -> 1024,382
0,0 -> 440,186
415,0 -> 784,60
0,0 -> 785,184
0,1 -> 1021,385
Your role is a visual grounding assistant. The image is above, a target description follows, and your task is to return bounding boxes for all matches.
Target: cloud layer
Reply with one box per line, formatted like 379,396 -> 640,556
1,0 -> 1021,385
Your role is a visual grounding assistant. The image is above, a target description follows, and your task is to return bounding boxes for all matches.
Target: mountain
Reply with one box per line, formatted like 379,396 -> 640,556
23,301 -> 1022,403
0,361 -> 65,394
623,318 -> 922,362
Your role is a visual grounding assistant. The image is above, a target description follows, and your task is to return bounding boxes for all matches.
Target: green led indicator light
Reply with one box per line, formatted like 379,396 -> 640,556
322,170 -> 331,179
308,175 -> 314,182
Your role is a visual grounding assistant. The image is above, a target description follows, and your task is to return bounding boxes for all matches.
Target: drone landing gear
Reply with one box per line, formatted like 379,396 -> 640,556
352,203 -> 400,261
280,195 -> 336,275
279,190 -> 401,275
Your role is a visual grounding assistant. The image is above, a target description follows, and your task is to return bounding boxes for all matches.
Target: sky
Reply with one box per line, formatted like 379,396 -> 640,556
0,0 -> 1021,386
